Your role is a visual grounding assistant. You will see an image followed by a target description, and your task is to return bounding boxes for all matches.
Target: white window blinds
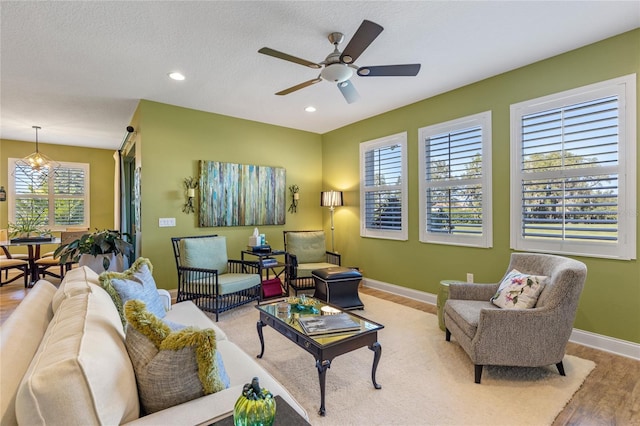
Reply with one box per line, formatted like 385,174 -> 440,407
419,111 -> 492,247
10,160 -> 90,229
360,133 -> 408,240
510,74 -> 636,260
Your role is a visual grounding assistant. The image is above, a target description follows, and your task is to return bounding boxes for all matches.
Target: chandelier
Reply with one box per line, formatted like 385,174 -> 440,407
14,126 -> 60,184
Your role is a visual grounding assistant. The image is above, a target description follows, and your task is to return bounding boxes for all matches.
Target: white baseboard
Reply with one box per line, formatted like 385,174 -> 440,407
362,278 -> 640,361
570,328 -> 640,360
363,278 -> 437,305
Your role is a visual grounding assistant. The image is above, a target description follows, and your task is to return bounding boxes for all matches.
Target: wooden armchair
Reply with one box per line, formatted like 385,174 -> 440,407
171,234 -> 261,321
283,230 -> 341,295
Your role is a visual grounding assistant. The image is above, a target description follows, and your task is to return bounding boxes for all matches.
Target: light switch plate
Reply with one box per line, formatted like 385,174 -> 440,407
159,217 -> 176,227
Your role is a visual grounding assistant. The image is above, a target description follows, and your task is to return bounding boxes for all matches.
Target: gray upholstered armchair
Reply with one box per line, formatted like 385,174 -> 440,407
444,253 -> 587,384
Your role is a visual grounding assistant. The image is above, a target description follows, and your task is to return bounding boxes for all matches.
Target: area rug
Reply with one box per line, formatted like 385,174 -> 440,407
212,294 -> 595,425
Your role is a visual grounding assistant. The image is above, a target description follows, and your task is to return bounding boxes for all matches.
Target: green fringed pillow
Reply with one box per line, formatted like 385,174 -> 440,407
100,257 -> 166,327
124,300 -> 230,415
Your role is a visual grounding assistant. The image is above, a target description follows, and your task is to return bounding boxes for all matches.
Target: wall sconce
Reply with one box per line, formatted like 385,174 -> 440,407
288,184 -> 299,213
320,190 -> 344,252
0,186 -> 6,202
182,177 -> 198,214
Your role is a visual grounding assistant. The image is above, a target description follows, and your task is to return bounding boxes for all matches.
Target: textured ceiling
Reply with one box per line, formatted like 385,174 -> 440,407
1,1 -> 638,150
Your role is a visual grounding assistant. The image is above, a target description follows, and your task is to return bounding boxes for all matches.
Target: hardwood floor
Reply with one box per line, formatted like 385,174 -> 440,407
2,278 -> 638,425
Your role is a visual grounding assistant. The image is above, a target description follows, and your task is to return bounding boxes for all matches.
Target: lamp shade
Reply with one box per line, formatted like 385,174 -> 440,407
320,190 -> 343,208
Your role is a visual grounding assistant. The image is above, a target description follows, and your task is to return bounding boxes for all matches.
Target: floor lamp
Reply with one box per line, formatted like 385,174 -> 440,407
320,190 -> 343,253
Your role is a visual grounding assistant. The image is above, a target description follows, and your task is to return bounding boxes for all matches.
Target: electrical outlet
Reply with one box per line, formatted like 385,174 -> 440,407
159,217 -> 176,227
466,273 -> 474,283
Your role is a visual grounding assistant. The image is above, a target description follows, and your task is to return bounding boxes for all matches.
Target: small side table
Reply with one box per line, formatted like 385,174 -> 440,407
241,250 -> 288,299
437,280 -> 465,332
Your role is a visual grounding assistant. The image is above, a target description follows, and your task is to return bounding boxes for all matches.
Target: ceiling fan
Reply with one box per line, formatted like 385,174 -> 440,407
258,20 -> 421,104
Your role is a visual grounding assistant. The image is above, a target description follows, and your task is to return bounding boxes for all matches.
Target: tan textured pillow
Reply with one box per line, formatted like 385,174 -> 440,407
491,269 -> 547,309
124,300 -> 230,415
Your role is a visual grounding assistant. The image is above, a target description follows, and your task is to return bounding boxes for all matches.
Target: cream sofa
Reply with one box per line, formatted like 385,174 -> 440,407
0,266 -> 308,425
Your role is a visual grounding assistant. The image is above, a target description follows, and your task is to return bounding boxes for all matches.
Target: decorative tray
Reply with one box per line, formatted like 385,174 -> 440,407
10,237 -> 53,243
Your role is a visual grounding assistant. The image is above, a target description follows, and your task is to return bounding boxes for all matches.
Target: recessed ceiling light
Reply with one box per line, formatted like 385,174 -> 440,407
305,106 -> 316,112
168,72 -> 185,81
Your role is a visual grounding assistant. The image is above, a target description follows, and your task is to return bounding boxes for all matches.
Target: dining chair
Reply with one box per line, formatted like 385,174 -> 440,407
34,231 -> 87,280
0,257 -> 29,287
1,229 -> 29,280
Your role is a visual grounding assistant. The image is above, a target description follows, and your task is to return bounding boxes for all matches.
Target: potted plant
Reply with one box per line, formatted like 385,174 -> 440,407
8,207 -> 52,241
54,229 -> 134,273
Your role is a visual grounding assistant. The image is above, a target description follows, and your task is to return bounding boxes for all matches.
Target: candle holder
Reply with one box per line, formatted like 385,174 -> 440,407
288,184 -> 299,213
182,177 -> 198,214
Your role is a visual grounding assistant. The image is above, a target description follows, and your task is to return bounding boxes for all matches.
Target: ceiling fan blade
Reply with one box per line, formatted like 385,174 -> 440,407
357,64 -> 421,77
337,80 -> 360,104
275,78 -> 322,95
340,20 -> 383,65
258,47 -> 321,69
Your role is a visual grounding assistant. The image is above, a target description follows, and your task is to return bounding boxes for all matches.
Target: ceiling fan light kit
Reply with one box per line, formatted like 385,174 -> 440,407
259,19 -> 421,104
321,63 -> 353,83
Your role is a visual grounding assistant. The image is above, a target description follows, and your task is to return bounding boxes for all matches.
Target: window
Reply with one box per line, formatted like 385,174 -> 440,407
510,74 -> 636,260
360,132 -> 408,240
418,111 -> 493,247
8,159 -> 90,231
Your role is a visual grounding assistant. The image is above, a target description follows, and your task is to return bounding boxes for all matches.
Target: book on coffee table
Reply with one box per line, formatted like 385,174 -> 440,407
298,313 -> 361,336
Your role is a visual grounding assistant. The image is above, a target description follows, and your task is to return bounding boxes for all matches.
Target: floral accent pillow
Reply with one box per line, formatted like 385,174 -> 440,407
490,269 -> 547,309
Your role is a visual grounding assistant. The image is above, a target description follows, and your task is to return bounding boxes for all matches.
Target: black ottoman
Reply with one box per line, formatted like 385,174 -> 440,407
312,267 -> 364,310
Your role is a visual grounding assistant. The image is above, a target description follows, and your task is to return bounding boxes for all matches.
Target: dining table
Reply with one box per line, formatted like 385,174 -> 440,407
0,237 -> 61,287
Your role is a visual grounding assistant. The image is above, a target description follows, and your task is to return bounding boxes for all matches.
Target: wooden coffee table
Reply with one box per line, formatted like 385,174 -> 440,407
256,298 -> 384,416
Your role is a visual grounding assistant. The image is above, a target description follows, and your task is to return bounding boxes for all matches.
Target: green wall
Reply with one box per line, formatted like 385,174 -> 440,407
134,101 -> 324,291
3,29 -> 637,345
322,29 -> 640,343
0,139 -> 115,255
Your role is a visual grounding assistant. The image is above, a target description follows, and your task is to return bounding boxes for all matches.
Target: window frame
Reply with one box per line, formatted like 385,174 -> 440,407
418,111 -> 493,248
8,159 -> 91,231
359,132 -> 408,241
510,74 -> 636,260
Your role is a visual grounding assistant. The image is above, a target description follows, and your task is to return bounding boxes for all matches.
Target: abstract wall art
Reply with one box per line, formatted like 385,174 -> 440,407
199,160 -> 286,227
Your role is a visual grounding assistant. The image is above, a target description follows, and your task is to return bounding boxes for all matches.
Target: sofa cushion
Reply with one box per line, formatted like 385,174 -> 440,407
287,231 -> 327,264
100,257 -> 166,326
51,266 -> 101,312
124,300 -> 230,415
0,280 -> 57,426
490,269 -> 547,309
180,236 -> 228,273
15,282 -> 139,425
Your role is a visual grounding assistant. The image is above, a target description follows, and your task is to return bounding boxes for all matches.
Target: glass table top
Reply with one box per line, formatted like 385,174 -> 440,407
256,296 -> 384,346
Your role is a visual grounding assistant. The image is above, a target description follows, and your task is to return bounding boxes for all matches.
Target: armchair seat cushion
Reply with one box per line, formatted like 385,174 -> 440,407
217,273 -> 261,295
445,300 -> 496,339
296,262 -> 340,278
